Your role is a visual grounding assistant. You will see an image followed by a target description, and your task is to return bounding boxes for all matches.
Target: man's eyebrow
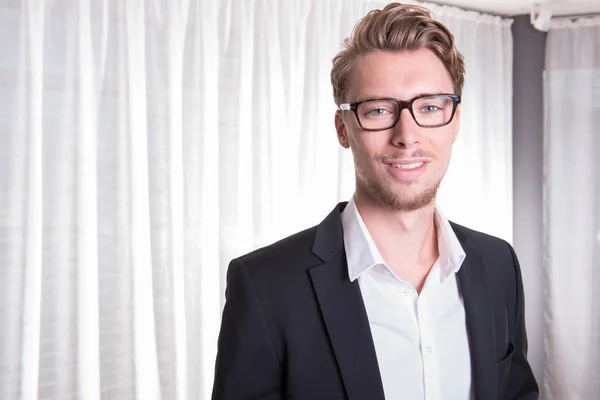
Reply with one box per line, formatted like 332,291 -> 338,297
349,90 -> 449,103
412,90 -> 448,97
349,94 -> 396,102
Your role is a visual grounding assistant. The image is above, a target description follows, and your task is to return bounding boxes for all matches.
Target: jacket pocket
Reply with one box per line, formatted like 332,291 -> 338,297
497,341 -> 515,399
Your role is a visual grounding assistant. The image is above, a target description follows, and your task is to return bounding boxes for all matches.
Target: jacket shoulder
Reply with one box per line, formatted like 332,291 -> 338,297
450,221 -> 520,295
235,225 -> 322,276
450,221 -> 512,250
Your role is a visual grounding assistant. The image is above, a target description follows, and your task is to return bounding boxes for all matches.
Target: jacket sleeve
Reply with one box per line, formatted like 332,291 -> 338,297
505,244 -> 539,399
212,258 -> 283,400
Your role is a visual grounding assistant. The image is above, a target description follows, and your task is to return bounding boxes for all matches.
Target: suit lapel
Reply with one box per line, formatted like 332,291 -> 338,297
454,226 -> 498,399
309,206 -> 498,399
309,203 -> 385,400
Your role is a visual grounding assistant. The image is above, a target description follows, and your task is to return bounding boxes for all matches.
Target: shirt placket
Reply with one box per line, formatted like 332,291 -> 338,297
417,288 -> 440,400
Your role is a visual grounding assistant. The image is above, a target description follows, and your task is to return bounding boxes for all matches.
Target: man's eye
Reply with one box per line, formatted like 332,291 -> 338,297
366,108 -> 390,115
421,105 -> 440,112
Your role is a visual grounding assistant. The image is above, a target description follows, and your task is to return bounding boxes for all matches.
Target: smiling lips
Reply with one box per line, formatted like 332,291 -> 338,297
385,160 -> 428,178
392,162 -> 423,170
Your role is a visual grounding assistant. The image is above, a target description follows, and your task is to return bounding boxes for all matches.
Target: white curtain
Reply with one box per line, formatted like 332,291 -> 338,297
543,16 -> 600,400
0,0 -> 514,399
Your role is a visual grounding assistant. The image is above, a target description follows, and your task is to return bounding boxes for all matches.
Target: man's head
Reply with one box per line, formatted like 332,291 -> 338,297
331,3 -> 465,212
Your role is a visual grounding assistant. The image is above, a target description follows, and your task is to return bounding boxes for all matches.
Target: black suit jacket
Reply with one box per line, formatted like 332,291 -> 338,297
212,203 -> 539,399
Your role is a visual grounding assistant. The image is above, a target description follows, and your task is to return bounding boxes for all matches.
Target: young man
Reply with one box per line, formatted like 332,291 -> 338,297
212,3 -> 538,399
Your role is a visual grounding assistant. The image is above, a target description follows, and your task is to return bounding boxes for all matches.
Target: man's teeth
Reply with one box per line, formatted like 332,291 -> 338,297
393,162 -> 423,170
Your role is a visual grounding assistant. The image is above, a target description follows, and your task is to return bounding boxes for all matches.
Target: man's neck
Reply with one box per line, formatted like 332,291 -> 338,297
354,193 -> 439,292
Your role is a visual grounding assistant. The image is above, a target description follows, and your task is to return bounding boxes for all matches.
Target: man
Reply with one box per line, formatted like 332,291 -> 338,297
212,3 -> 538,399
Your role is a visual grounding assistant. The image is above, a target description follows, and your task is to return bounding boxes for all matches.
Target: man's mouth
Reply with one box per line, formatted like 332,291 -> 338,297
392,162 -> 424,170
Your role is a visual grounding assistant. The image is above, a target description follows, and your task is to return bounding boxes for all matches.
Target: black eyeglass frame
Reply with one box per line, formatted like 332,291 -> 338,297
339,94 -> 461,131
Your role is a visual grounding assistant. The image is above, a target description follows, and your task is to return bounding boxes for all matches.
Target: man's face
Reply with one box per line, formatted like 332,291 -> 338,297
335,49 -> 460,212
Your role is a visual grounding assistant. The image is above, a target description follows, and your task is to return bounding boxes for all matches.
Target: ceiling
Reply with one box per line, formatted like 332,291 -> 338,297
430,0 -> 600,17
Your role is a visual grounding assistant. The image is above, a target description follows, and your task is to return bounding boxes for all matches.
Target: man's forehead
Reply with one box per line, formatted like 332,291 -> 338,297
344,51 -> 454,101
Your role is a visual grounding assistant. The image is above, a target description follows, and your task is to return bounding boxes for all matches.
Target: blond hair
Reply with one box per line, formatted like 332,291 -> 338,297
331,3 -> 465,105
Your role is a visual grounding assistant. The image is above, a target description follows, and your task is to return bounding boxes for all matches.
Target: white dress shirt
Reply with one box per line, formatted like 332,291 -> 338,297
341,197 -> 472,400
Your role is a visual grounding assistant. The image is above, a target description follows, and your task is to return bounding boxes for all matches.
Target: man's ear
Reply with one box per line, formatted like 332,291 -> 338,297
335,111 -> 351,149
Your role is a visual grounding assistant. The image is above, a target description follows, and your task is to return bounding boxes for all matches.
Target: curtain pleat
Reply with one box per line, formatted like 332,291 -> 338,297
543,18 -> 600,400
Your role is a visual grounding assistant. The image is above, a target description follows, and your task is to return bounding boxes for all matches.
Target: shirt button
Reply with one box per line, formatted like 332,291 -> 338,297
403,289 -> 410,297
426,346 -> 433,354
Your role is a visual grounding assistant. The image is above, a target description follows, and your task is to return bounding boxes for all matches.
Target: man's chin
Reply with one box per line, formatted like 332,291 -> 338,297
385,195 -> 435,212
366,182 -> 439,212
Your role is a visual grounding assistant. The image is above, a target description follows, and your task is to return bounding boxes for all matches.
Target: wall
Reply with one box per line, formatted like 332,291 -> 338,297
511,14 -> 546,387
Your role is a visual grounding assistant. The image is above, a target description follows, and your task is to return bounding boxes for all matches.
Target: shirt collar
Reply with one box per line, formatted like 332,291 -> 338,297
341,196 -> 466,282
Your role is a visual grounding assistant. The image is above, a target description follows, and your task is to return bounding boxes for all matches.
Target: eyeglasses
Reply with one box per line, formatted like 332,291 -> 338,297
339,94 -> 461,131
